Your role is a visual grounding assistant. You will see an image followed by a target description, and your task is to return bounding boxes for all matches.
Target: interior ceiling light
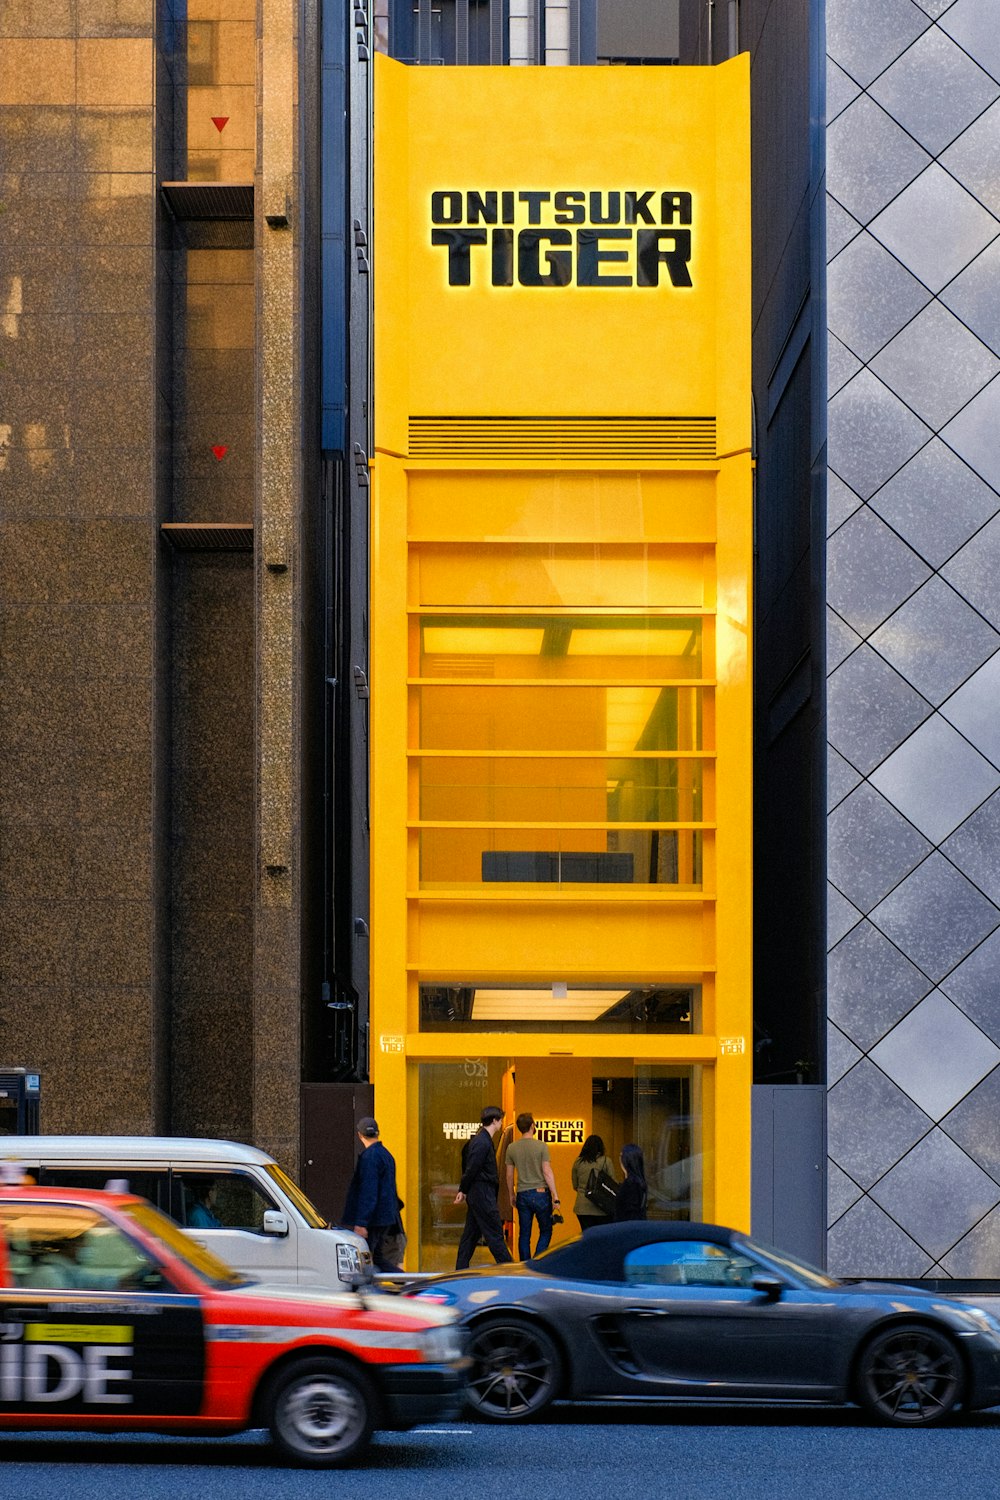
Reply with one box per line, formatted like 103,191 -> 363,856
471,987 -> 629,1021
423,627 -> 546,655
567,627 -> 697,657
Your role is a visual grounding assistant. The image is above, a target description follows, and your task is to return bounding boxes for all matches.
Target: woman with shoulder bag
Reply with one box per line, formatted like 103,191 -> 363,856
571,1134 -> 618,1232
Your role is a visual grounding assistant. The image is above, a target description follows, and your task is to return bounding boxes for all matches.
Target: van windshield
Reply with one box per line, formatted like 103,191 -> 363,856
265,1164 -> 328,1229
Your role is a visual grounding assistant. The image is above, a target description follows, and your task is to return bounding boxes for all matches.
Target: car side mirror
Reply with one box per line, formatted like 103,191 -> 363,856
751,1274 -> 783,1301
262,1210 -> 288,1237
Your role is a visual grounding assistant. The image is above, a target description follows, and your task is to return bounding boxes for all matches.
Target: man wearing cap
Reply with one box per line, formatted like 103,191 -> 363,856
342,1118 -> 403,1271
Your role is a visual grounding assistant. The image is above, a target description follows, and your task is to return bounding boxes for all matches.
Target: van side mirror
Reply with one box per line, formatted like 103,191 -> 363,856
751,1275 -> 783,1301
262,1210 -> 288,1237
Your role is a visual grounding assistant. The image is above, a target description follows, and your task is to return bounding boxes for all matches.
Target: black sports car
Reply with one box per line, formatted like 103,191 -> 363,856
406,1222 -> 1000,1427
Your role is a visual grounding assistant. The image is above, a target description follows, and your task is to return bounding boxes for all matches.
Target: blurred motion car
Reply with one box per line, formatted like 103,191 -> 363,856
0,1137 -> 372,1289
406,1221 -> 1000,1427
0,1183 -> 466,1466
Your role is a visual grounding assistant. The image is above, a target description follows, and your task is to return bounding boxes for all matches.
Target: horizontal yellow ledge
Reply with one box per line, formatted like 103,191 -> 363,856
408,678 -> 716,688
407,888 -> 714,902
409,820 -> 714,831
385,1033 -> 722,1062
408,749 -> 714,759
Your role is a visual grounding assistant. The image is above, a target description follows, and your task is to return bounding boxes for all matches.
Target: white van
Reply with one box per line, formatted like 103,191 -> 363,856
0,1137 -> 373,1288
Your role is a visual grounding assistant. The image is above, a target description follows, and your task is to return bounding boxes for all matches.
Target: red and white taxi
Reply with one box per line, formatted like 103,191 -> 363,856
0,1184 -> 466,1466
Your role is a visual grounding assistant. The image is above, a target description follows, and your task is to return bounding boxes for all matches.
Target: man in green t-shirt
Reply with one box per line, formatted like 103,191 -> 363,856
504,1112 -> 561,1260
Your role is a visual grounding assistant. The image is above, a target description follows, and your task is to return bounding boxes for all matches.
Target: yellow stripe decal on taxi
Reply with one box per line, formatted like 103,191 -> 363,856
24,1324 -> 132,1345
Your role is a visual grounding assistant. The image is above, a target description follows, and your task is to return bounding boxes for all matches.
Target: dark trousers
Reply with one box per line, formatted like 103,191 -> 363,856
515,1188 -> 553,1260
576,1213 -> 606,1232
456,1182 -> 513,1269
368,1223 -> 401,1271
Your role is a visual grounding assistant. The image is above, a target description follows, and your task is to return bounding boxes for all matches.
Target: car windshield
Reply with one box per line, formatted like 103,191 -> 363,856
737,1234 -> 839,1289
264,1164 -> 328,1229
123,1203 -> 252,1288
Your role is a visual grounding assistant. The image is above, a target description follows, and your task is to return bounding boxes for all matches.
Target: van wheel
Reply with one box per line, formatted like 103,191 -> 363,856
265,1356 -> 376,1466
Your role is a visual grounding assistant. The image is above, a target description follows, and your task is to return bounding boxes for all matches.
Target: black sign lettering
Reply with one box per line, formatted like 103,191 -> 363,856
433,227 -> 488,285
637,228 -> 692,288
518,229 -> 572,287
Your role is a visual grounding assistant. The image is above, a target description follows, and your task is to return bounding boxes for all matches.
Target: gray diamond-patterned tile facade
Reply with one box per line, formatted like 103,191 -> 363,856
828,782 -> 932,912
827,97 -> 932,225
828,1021 -> 863,1087
828,744 -> 863,809
828,1160 -> 863,1225
942,791 -> 1000,908
827,232 -> 931,361
827,472 -> 863,536
869,27 -> 1000,157
828,1058 -> 932,1188
940,240 -> 1000,357
941,513 -> 1000,628
940,1205 -> 1000,1276
829,370 -> 933,500
827,1195 -> 934,1278
942,1064 -> 1000,1185
869,440 -> 1000,568
868,850 -> 1000,982
827,609 -> 862,674
829,884 -> 863,948
869,717 -> 1000,844
829,334 -> 863,398
827,504 -> 931,633
940,0 -> 1000,86
941,651 -> 1000,769
869,1128 -> 1000,1259
940,99 -> 1000,219
827,57 -> 861,123
826,0 -> 931,88
868,302 -> 1000,431
828,920 -> 933,1050
869,577 -> 1000,706
940,928 -> 1000,1046
827,647 -> 932,775
911,0 -> 957,15
826,196 -> 863,262
870,991 -> 1000,1118
941,375 -> 1000,493
869,165 -> 1000,293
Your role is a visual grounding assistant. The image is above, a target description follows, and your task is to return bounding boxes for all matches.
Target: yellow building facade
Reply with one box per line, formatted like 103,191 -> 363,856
372,55 -> 752,1268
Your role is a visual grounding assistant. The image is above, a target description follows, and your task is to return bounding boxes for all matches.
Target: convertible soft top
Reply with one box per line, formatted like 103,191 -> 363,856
528,1221 -> 738,1282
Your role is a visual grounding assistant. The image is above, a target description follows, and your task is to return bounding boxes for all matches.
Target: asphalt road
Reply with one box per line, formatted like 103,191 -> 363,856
5,1406 -> 1000,1500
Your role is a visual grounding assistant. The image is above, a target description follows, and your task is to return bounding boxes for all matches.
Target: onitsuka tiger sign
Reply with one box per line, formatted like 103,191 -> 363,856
430,190 -> 694,288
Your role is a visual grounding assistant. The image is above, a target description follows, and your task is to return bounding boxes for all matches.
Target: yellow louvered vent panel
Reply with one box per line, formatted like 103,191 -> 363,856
408,416 -> 717,461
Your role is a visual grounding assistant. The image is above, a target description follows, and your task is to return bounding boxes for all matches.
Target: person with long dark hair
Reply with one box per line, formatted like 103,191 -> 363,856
614,1143 -> 648,1222
571,1133 -> 617,1232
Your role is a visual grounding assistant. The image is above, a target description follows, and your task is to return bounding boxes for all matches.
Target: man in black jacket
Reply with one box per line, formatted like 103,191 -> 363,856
454,1105 -> 514,1269
342,1117 -> 403,1270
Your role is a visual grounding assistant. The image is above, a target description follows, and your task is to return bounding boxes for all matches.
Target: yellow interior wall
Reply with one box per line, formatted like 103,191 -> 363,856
514,1057 -> 592,1249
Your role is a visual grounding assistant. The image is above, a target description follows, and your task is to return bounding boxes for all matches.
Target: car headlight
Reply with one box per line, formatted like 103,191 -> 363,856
961,1306 -> 1000,1337
419,1324 -> 466,1363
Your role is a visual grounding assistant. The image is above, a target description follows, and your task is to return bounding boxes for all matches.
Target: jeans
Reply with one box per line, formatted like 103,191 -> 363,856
515,1188 -> 553,1260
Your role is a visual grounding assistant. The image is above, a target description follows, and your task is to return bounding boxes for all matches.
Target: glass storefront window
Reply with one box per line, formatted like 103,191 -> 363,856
419,614 -> 705,681
415,1059 -> 708,1270
418,825 -> 704,887
417,685 -> 704,753
420,984 -> 700,1033
417,755 -> 706,825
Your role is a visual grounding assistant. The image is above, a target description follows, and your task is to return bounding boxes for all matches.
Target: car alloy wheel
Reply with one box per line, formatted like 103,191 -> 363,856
267,1356 -> 375,1466
465,1317 -> 561,1422
857,1322 -> 963,1426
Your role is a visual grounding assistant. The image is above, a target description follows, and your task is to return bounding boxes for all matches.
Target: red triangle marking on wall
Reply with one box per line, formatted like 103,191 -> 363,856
212,445 -> 228,461
211,116 -> 230,133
